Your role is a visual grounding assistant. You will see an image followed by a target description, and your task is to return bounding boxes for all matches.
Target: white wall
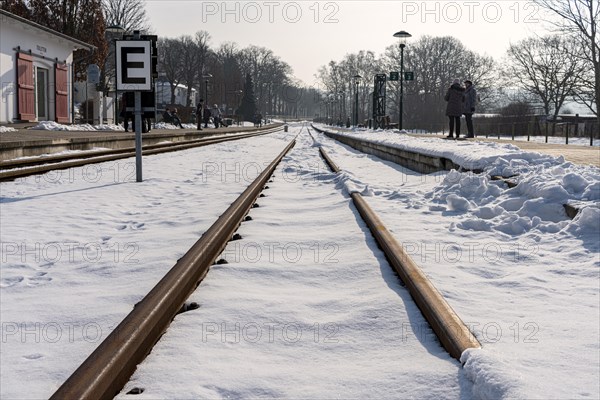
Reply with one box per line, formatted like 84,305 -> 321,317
0,14 -> 77,124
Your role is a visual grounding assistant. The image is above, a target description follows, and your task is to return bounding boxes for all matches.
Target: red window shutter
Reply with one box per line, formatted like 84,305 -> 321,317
16,52 -> 35,121
55,63 -> 69,123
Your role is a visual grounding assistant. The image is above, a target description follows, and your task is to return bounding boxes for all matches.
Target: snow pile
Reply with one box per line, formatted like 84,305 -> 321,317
567,206 -> 600,234
153,122 -> 196,130
461,349 -> 524,399
29,121 -> 87,130
93,124 -> 125,131
315,124 -> 600,236
0,126 -> 17,133
427,157 -> 600,236
28,121 -> 125,131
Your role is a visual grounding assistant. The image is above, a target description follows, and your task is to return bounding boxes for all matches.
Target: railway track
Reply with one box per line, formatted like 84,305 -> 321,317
50,134 -> 297,399
0,125 -> 283,182
310,127 -> 480,359
48,124 -> 478,398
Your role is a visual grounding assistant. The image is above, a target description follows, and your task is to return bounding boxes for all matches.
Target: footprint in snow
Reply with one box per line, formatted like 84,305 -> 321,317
23,354 -> 44,360
0,276 -> 24,288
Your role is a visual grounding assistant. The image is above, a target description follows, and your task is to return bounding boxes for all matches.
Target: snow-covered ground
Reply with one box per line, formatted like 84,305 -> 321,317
1,123 -> 598,399
312,124 -> 599,398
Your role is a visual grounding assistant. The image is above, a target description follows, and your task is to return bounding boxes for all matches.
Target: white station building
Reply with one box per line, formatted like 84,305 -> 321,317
0,9 -> 94,124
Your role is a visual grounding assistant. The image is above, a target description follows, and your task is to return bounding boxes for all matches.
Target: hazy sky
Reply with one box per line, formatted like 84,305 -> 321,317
146,1 -> 550,86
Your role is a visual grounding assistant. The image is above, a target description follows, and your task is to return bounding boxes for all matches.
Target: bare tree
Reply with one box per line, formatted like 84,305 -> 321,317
505,35 -> 587,119
102,0 -> 151,33
382,36 -> 495,128
174,32 -> 211,107
209,42 -> 243,108
157,38 -> 184,105
237,46 -> 293,116
536,0 -> 599,126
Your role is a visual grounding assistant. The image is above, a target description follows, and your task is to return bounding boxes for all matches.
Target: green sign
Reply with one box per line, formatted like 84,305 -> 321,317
404,71 -> 414,81
389,71 -> 399,81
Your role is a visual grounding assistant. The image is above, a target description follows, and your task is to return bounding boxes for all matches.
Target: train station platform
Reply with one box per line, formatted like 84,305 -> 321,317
318,126 -> 599,169
0,124 -> 282,161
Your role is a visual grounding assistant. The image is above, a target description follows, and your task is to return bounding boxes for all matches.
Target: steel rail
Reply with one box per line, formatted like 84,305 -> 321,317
50,137 -> 297,400
0,127 -> 282,182
315,139 -> 480,361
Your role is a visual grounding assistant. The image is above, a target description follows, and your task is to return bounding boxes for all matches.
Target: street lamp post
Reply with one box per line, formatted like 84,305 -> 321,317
393,30 -> 411,130
353,74 -> 362,126
202,73 -> 212,104
338,92 -> 344,126
235,89 -> 243,125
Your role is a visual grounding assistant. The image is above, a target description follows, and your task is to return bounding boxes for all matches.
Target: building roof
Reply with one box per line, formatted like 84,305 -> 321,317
0,8 -> 96,51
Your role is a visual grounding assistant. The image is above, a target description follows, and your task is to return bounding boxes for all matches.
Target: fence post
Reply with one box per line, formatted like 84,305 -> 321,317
527,121 -> 531,141
545,120 -> 549,143
565,122 -> 569,145
511,122 -> 515,141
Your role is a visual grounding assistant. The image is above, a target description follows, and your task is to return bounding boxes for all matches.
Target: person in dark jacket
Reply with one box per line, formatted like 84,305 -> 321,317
444,79 -> 465,139
172,108 -> 184,128
203,104 -> 211,128
463,80 -> 477,138
120,94 -> 130,132
196,99 -> 204,131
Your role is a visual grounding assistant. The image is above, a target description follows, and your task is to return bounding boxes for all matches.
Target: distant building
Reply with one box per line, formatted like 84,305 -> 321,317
155,77 -> 197,108
0,9 -> 94,124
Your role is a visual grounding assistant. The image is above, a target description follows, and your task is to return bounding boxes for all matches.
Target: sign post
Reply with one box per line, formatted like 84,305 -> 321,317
115,32 -> 153,182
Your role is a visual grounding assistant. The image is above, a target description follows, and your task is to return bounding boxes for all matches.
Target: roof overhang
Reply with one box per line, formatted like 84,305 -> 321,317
0,8 -> 96,51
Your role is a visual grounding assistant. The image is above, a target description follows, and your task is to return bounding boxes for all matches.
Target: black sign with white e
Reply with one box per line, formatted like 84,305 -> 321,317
115,40 -> 152,91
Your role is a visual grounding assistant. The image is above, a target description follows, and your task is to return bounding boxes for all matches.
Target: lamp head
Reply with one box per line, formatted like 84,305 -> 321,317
393,30 -> 412,47
106,24 -> 125,35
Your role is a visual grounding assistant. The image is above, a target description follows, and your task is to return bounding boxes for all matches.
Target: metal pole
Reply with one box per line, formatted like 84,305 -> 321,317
135,91 -> 142,182
355,82 -> 359,126
133,31 -> 143,182
400,44 -> 405,130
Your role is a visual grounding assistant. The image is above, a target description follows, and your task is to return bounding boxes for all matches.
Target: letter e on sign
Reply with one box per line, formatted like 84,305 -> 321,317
115,40 -> 152,91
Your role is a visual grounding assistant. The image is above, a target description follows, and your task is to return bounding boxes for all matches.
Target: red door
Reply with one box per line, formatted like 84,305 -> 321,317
16,52 -> 35,121
55,63 -> 69,123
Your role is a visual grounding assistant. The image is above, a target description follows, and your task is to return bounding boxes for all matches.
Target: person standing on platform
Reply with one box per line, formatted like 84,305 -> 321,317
203,103 -> 211,128
463,80 -> 477,138
196,99 -> 204,131
120,94 -> 130,132
444,79 -> 465,139
211,104 -> 222,128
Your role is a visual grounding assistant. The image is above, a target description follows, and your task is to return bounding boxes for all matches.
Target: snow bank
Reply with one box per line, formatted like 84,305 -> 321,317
0,126 -> 17,133
461,349 -> 524,399
29,121 -> 125,131
316,124 -> 600,236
